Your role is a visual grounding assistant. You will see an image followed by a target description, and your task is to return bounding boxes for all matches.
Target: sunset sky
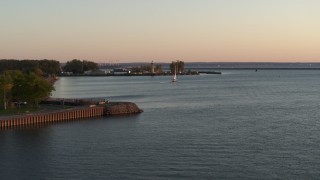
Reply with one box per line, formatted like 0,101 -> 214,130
1,0 -> 320,62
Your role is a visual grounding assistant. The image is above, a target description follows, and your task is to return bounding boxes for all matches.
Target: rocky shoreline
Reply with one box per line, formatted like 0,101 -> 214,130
104,102 -> 143,115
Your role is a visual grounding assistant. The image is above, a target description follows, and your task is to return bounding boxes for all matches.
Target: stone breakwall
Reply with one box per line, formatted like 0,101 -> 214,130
0,102 -> 143,129
104,102 -> 143,115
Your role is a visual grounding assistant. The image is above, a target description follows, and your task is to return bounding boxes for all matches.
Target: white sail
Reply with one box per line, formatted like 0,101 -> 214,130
172,64 -> 177,82
172,74 -> 177,82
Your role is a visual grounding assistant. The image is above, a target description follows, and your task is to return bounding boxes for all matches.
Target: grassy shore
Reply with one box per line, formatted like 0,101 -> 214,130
0,107 -> 41,116
0,105 -> 73,116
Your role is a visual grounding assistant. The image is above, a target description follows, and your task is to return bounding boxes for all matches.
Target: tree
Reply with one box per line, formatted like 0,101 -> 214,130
0,74 -> 9,109
170,60 -> 185,74
83,60 -> 98,72
63,59 -> 99,74
0,70 -> 23,109
20,60 -> 39,72
63,59 -> 84,74
1,69 -> 55,109
11,72 -> 54,107
39,59 -> 61,75
0,59 -> 61,76
155,64 -> 163,73
0,59 -> 19,72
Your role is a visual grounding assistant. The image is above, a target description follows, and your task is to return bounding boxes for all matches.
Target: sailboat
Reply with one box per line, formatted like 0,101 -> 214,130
172,64 -> 177,82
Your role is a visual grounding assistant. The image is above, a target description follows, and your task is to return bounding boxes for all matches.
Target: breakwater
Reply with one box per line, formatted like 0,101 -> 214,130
105,102 -> 143,115
0,102 -> 143,129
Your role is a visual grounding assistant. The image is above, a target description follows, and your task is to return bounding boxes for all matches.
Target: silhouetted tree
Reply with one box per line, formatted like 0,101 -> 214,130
83,60 -> 99,72
63,59 -> 84,74
0,59 -> 61,75
155,64 -> 163,73
170,60 -> 185,74
39,59 -> 61,75
63,59 -> 98,74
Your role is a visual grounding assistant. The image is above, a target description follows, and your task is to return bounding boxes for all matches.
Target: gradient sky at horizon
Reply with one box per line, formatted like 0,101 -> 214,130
1,0 -> 320,62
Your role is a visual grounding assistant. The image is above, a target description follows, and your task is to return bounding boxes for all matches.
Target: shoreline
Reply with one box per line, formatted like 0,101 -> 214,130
59,72 -> 200,77
0,101 -> 143,129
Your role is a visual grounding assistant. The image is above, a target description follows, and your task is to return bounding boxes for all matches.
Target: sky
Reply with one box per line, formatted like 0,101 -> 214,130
1,0 -> 320,63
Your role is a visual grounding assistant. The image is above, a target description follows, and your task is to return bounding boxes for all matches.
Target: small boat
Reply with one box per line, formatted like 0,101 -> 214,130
172,64 -> 177,82
172,73 -> 177,82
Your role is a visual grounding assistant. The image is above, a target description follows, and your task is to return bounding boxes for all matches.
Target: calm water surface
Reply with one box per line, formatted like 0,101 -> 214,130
1,70 -> 320,179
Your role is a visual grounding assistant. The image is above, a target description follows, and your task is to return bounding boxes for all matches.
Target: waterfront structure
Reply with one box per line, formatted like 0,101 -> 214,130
0,100 -> 143,128
0,106 -> 105,128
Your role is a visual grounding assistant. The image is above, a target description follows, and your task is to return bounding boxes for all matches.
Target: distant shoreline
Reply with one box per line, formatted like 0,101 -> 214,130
194,68 -> 320,70
59,72 -> 200,77
57,68 -> 320,77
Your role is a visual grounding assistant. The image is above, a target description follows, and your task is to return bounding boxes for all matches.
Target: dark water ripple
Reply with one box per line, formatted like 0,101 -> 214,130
1,70 -> 320,179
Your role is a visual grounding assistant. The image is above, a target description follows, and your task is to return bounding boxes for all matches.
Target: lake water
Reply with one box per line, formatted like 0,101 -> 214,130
1,70 -> 320,179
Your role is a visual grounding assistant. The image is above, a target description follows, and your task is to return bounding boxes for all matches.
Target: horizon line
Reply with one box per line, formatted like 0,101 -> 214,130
1,58 -> 320,64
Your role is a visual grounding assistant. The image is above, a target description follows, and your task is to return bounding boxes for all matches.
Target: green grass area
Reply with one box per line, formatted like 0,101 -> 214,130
0,107 -> 41,116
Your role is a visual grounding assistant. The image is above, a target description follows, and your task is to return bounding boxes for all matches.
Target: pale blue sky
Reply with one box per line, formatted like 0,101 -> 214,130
1,0 -> 320,62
